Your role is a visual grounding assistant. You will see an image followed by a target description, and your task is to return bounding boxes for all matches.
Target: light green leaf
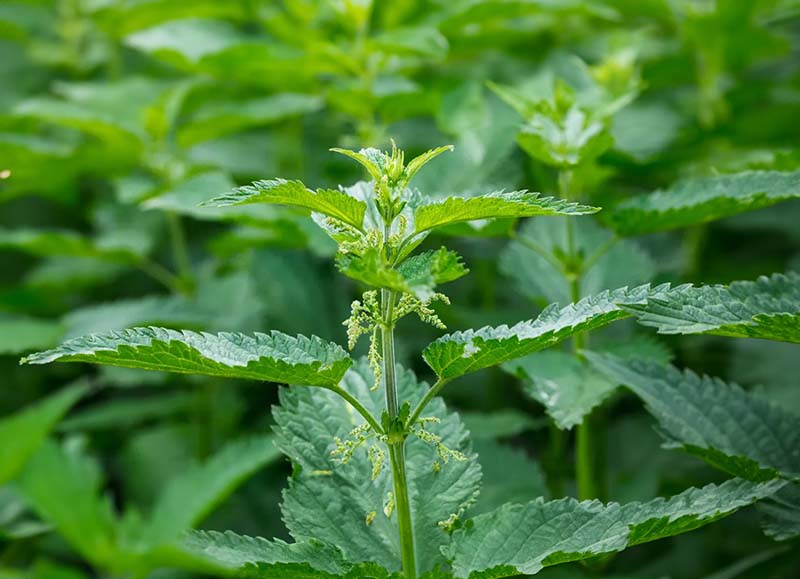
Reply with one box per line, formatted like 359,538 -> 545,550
21,327 -> 352,387
0,316 -> 63,355
201,179 -> 367,232
18,440 -> 118,566
623,272 -> 800,343
337,247 -> 468,298
0,383 -> 87,484
125,18 -> 246,66
275,358 -> 481,574
424,284 -> 669,380
180,530 -> 351,576
178,93 -> 323,146
446,478 -> 783,578
500,216 -> 654,304
137,435 -> 281,548
607,171 -> 800,236
413,192 -> 598,235
586,353 -> 800,482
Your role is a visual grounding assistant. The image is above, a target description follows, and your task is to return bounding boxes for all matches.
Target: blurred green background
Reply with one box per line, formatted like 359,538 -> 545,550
1,1 -> 800,577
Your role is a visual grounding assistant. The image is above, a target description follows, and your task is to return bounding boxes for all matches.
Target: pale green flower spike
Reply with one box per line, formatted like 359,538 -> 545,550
383,491 -> 395,518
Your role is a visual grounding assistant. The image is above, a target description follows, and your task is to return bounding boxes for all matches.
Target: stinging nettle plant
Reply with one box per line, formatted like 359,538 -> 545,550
20,143 -> 800,579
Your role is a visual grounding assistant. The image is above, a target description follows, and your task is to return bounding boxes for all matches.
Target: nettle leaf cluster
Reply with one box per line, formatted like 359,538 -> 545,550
15,140 -> 800,579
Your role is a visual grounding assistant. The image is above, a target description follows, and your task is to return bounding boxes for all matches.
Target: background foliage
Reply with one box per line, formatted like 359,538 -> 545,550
1,0 -> 800,578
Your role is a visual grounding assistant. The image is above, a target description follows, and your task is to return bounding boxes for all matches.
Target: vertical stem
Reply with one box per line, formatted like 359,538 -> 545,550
381,289 -> 417,579
167,212 -> 194,294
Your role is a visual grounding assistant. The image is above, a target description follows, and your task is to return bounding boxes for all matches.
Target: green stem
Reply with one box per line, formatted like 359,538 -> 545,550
167,212 -> 194,294
406,377 -> 448,429
324,385 -> 383,435
381,289 -> 417,579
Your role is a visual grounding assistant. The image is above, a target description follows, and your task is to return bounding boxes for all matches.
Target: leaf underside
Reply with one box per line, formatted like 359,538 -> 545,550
21,327 -> 352,387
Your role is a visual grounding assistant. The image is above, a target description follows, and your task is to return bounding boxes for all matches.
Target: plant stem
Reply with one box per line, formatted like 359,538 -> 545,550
381,289 -> 417,579
406,377 -> 448,428
167,211 -> 194,294
325,385 -> 383,435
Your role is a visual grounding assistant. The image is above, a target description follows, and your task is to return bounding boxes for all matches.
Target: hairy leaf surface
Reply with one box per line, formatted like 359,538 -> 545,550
608,171 -> 800,235
22,327 -> 351,387
424,284 -> 669,380
201,179 -> 367,232
275,359 -> 480,575
624,272 -> 800,343
446,479 -> 783,578
413,191 -> 598,234
587,353 -> 800,481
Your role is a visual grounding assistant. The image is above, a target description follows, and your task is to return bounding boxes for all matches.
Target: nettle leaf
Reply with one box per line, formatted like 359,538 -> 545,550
413,191 -> 598,235
500,216 -> 655,305
446,478 -> 783,578
136,435 -> 281,549
0,227 -> 128,261
21,327 -> 352,387
180,530 -> 352,576
607,170 -> 800,236
424,284 -> 669,380
0,383 -> 87,484
18,440 -> 118,567
178,93 -> 324,146
587,353 -> 800,482
275,358 -> 480,575
759,483 -> 800,541
338,247 -> 468,299
624,272 -> 800,343
504,337 -> 670,431
472,440 -> 548,516
200,178 -> 367,232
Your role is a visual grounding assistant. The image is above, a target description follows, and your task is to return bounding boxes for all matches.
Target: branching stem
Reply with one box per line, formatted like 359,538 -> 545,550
323,384 -> 383,435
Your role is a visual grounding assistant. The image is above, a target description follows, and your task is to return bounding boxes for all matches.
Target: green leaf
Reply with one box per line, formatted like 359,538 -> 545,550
0,383 -> 87,484
586,353 -> 800,482
505,338 -> 670,430
423,284 -> 669,380
0,316 -> 63,355
460,410 -> 542,440
759,483 -> 800,541
178,93 -> 323,146
21,327 -> 352,387
500,216 -> 655,304
446,478 -> 783,578
413,192 -> 599,235
201,179 -> 367,232
472,440 -> 548,516
17,440 -> 118,566
337,247 -> 468,298
180,530 -> 352,576
274,358 -> 481,574
138,435 -> 281,548
623,272 -> 800,343
607,171 -> 800,236
59,392 -> 193,432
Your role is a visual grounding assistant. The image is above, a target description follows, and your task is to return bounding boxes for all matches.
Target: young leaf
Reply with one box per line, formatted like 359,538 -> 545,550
275,358 -> 480,574
586,353 -> 800,482
337,247 -> 468,299
624,272 -> 800,343
17,440 -> 118,567
21,327 -> 352,387
423,284 -> 669,380
413,191 -> 599,235
0,383 -> 87,484
607,170 -> 800,236
138,435 -> 281,548
446,478 -> 783,578
200,179 -> 367,232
